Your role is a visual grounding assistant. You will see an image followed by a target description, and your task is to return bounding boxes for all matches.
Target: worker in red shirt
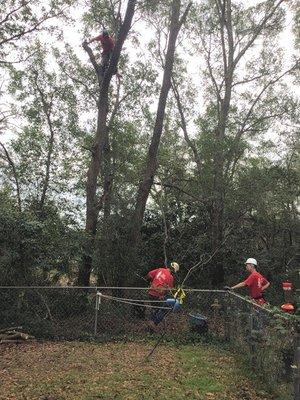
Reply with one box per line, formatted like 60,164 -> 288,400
84,29 -> 115,76
230,258 -> 270,305
147,262 -> 179,332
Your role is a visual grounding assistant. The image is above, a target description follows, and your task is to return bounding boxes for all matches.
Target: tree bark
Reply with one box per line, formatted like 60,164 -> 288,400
33,76 -> 55,213
210,0 -> 234,286
208,0 -> 288,285
78,0 -> 136,286
0,142 -> 22,211
129,0 -> 191,247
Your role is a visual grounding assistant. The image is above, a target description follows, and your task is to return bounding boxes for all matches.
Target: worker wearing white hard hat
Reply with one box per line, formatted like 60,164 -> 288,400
226,258 -> 270,305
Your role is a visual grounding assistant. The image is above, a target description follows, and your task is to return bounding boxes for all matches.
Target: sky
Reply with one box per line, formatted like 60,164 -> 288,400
1,0 -> 299,149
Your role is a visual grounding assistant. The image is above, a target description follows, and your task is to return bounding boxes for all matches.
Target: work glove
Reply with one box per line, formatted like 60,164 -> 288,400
223,286 -> 231,291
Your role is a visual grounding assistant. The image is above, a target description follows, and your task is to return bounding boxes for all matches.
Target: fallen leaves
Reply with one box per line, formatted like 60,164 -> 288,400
0,341 -> 276,400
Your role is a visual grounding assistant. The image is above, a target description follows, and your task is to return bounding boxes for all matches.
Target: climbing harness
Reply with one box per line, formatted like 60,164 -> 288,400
172,286 -> 186,304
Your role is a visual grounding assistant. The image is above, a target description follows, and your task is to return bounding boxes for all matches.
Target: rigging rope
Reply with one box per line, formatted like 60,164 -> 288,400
98,292 -> 170,310
154,177 -> 169,267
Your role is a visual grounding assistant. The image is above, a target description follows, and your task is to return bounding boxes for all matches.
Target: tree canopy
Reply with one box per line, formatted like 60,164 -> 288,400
0,0 -> 299,291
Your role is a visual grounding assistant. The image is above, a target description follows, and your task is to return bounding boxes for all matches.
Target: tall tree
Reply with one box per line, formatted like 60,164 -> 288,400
173,0 -> 299,285
130,0 -> 191,247
3,42 -> 82,216
77,0 -> 137,285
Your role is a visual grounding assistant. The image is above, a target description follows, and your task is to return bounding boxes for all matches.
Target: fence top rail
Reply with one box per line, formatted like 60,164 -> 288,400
0,286 -> 225,292
0,286 -> 148,290
0,286 -> 298,322
228,291 -> 299,322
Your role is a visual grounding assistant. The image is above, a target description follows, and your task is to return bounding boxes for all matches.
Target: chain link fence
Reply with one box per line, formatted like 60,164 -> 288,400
0,286 -> 299,399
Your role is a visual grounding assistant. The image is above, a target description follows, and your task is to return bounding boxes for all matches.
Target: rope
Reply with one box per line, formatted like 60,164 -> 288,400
98,293 -> 166,303
180,224 -> 236,288
98,293 -> 170,310
154,177 -> 169,266
227,291 -> 292,321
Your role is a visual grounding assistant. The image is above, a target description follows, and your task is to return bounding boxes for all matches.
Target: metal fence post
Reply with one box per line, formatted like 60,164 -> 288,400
94,288 -> 99,337
293,323 -> 300,400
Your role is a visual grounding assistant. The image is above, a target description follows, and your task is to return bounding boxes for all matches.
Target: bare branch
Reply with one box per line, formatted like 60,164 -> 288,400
200,35 -> 222,107
82,42 -> 101,79
235,62 -> 299,143
178,2 -> 192,28
232,72 -> 271,87
0,0 -> 32,26
171,78 -> 202,174
62,68 -> 98,103
153,180 -> 202,202
0,7 -> 68,47
225,61 -> 299,170
233,0 -> 287,67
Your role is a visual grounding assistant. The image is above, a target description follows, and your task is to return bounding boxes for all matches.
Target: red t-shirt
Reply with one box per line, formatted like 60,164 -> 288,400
95,35 -> 115,54
244,271 -> 269,299
147,268 -> 174,299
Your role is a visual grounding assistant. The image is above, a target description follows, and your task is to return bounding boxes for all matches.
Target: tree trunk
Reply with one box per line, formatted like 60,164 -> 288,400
78,0 -> 136,286
211,137 -> 225,285
0,142 -> 22,211
130,0 -> 191,247
210,0 -> 234,286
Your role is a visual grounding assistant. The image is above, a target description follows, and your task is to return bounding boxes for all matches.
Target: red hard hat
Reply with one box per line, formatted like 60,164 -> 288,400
282,282 -> 293,290
281,303 -> 294,313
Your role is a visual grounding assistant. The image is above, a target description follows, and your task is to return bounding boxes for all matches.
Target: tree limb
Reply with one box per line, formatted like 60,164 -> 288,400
171,78 -> 202,174
233,0 -> 286,68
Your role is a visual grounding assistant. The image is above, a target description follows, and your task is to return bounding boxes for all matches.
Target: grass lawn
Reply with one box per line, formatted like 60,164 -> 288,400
0,340 -> 275,400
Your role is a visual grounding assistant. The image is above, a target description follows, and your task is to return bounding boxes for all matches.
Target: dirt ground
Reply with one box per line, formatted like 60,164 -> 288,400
0,341 -> 276,400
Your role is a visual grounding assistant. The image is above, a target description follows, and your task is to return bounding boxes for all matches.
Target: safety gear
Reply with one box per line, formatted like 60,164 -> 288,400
172,287 -> 186,304
223,286 -> 231,291
102,29 -> 109,37
170,262 -> 179,273
281,303 -> 295,313
245,258 -> 257,266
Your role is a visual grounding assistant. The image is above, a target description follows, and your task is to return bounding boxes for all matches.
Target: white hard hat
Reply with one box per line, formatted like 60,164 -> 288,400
245,258 -> 257,266
171,262 -> 180,273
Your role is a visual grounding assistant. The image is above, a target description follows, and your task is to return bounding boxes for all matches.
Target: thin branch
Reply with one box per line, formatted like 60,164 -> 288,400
178,1 -> 192,28
181,225 -> 234,287
171,78 -> 202,174
233,0 -> 286,67
234,62 -> 299,145
62,68 -> 98,103
0,8 -> 68,47
153,180 -> 202,202
0,0 -> 32,26
232,72 -> 271,87
108,69 -> 150,129
201,35 -> 222,107
215,0 -> 228,75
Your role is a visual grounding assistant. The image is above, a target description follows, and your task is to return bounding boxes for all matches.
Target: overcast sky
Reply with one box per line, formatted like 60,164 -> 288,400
1,0 -> 299,148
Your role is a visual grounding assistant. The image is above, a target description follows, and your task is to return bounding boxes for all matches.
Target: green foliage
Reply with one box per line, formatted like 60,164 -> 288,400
0,191 -> 81,285
0,0 -> 298,293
